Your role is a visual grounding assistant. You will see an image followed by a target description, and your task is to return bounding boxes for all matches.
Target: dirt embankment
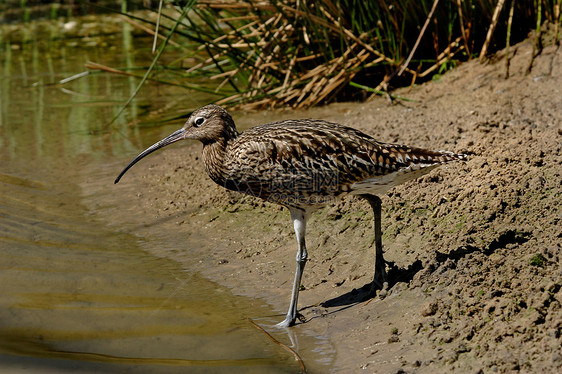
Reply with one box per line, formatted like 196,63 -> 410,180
104,33 -> 561,373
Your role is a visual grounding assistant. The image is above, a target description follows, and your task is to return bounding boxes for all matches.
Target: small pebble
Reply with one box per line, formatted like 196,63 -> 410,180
421,301 -> 438,316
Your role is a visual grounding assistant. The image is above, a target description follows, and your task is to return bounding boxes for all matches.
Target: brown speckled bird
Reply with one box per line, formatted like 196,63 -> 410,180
115,104 -> 466,327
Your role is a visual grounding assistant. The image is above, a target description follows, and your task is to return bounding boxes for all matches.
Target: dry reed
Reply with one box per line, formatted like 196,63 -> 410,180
116,0 -> 561,110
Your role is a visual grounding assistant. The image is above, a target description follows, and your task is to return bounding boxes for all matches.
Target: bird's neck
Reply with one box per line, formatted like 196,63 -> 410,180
201,136 -> 233,186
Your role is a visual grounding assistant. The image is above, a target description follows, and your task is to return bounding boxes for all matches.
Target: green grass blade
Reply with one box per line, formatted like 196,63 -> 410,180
108,0 -> 196,126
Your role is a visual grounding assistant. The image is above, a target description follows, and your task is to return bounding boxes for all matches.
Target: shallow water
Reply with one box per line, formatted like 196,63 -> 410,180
0,167 -> 291,373
0,16 -> 332,373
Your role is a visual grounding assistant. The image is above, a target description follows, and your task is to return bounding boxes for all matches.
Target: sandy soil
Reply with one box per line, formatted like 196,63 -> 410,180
96,33 -> 561,373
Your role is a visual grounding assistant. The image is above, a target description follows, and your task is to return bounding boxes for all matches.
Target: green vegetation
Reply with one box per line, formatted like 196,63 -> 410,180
529,253 -> 547,267
109,0 -> 560,110
6,1 -> 562,110
19,1 -> 556,112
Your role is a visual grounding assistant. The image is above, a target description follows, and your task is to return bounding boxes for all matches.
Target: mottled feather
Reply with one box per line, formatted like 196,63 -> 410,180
187,109 -> 466,210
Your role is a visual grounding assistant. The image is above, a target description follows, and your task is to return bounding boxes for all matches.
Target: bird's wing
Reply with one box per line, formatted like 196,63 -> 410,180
224,120 -> 464,197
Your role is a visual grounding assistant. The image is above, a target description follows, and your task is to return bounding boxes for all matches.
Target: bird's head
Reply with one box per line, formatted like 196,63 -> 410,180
114,104 -> 238,184
183,104 -> 238,144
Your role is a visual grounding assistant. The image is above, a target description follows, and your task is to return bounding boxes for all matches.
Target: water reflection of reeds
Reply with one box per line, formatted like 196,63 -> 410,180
0,0 -> 144,24
0,25 -> 141,162
0,12 -> 213,163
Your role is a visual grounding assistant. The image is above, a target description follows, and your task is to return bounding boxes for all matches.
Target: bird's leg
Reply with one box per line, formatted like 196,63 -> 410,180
276,209 -> 310,328
361,194 -> 388,294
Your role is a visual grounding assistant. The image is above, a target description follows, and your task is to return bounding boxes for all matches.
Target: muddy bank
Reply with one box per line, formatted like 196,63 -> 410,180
94,33 -> 561,373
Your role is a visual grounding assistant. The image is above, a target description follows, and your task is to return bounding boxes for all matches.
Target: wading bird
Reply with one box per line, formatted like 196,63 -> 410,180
115,104 -> 465,327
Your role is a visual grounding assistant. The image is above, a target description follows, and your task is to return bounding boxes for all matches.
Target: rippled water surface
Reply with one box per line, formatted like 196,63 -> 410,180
0,15 -> 332,373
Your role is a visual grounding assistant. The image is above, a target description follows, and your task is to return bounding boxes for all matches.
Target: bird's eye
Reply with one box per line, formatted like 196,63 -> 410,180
194,117 -> 205,127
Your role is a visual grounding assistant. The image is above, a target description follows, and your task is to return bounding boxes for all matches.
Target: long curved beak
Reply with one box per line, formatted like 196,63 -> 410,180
114,128 -> 187,184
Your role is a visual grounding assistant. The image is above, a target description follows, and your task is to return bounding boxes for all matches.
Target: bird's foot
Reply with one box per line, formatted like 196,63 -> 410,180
371,279 -> 388,291
274,312 -> 305,328
369,268 -> 389,299
275,317 -> 294,329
